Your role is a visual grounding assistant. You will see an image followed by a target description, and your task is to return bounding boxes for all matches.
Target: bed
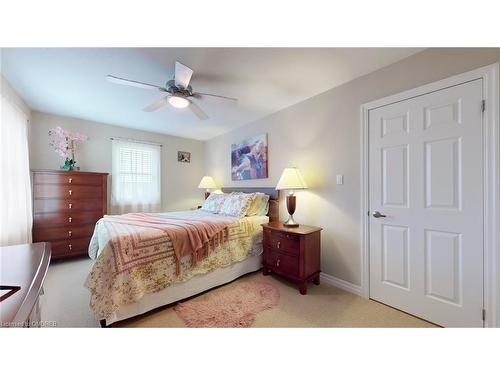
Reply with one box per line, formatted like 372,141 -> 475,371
85,187 -> 279,327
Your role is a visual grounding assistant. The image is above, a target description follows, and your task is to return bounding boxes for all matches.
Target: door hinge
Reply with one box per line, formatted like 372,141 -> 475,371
367,211 -> 370,216
482,100 -> 486,113
482,309 -> 486,321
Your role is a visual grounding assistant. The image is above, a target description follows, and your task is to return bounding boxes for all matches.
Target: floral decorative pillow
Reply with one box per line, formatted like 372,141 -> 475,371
246,192 -> 270,216
219,193 -> 255,218
200,193 -> 226,213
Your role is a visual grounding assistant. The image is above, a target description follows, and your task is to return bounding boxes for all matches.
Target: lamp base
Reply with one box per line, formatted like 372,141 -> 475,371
283,193 -> 299,227
283,215 -> 299,227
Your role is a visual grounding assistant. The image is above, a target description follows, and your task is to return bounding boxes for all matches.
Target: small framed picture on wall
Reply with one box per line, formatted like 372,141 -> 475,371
178,151 -> 191,163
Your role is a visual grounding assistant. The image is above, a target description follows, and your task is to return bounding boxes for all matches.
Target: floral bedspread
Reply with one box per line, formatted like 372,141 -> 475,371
85,210 -> 268,320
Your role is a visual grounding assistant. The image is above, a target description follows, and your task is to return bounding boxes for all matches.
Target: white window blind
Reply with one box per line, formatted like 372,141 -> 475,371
111,139 -> 161,214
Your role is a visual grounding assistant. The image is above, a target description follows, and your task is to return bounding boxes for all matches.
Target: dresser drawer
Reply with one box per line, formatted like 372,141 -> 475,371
33,198 -> 103,213
33,184 -> 103,199
51,237 -> 91,257
265,248 -> 299,277
33,173 -> 104,186
34,210 -> 102,228
264,229 -> 300,255
33,224 -> 95,242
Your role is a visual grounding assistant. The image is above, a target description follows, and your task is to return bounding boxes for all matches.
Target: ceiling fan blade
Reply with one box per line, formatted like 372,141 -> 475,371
193,92 -> 238,102
143,96 -> 169,112
188,100 -> 209,120
107,75 -> 165,91
174,61 -> 193,89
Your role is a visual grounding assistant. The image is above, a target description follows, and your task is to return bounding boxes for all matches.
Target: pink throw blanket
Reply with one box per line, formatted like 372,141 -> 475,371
101,212 -> 236,275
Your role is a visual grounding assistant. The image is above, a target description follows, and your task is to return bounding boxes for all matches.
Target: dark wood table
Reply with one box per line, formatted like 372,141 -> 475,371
0,242 -> 51,327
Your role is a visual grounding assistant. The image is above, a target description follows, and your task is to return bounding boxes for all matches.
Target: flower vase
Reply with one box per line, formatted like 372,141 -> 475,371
62,158 -> 76,171
62,147 -> 76,171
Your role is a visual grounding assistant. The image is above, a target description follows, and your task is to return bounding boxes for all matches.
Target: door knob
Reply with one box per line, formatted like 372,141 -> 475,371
372,211 -> 387,218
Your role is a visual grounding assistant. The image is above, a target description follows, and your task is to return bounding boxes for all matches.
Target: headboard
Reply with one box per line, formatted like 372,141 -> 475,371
221,187 -> 280,223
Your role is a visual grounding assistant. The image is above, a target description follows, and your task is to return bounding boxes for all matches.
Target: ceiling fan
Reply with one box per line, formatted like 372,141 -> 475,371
106,61 -> 237,120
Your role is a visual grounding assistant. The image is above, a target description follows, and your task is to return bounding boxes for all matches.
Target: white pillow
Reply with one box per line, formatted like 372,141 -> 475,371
219,193 -> 255,218
246,192 -> 270,216
200,193 -> 226,213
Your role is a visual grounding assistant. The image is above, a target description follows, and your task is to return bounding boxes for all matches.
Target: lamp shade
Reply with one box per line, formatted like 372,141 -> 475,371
198,176 -> 217,189
276,167 -> 307,190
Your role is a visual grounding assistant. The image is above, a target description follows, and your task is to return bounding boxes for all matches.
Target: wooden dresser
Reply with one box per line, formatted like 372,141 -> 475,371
32,170 -> 108,260
262,222 -> 322,295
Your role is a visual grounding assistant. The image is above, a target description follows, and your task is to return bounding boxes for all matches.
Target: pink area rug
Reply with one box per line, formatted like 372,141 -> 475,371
174,281 -> 280,327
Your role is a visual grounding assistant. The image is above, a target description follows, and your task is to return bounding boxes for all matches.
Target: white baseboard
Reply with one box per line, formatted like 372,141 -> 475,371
320,272 -> 364,297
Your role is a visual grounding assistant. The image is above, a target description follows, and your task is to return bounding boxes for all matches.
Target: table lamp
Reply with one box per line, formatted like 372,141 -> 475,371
198,176 -> 217,199
276,167 -> 308,227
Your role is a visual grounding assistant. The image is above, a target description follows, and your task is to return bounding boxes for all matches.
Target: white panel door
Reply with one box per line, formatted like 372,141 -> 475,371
369,79 -> 484,327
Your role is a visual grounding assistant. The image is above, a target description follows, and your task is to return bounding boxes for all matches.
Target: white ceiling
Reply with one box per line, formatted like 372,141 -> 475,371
0,48 -> 423,140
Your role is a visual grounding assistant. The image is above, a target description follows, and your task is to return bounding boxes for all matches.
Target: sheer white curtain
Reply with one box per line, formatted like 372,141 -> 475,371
111,138 -> 162,214
0,90 -> 33,245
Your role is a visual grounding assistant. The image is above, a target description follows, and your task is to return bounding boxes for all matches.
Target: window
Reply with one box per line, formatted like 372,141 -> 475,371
111,139 -> 161,213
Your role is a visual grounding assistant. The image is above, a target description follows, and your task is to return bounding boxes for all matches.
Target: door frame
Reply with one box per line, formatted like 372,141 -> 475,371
360,63 -> 499,327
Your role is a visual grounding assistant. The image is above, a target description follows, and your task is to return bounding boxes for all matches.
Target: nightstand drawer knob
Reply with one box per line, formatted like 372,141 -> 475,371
277,241 -> 281,249
277,259 -> 280,267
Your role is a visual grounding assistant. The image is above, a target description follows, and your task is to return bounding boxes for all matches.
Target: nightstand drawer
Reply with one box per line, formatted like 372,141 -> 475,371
265,248 -> 299,277
264,229 -> 299,255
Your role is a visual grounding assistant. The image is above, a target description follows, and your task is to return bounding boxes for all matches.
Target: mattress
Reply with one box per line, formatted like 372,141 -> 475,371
104,254 -> 262,325
85,210 -> 269,323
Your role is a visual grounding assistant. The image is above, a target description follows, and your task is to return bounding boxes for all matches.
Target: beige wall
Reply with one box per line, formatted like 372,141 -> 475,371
29,111 -> 205,212
205,48 -> 500,288
1,75 -> 31,118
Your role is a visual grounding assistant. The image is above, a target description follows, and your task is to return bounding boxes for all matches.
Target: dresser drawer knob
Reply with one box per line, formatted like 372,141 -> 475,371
68,231 -> 72,237
276,259 -> 280,267
68,189 -> 73,196
277,241 -> 281,249
68,203 -> 72,209
68,217 -> 72,223
68,244 -> 72,251
68,178 -> 72,184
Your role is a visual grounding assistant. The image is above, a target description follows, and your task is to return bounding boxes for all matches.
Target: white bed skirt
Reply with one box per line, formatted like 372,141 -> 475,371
104,254 -> 263,325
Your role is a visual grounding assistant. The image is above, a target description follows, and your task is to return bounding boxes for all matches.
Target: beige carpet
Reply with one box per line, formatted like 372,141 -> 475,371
41,257 -> 436,328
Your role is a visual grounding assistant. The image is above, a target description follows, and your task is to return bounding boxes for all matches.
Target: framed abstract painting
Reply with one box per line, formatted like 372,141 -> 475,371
231,133 -> 268,180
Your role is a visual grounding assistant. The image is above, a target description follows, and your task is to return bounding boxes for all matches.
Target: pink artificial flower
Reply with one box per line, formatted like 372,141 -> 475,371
71,132 -> 88,142
48,126 -> 87,159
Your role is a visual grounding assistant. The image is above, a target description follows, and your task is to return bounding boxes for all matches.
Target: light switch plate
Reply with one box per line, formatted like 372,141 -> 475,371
336,174 -> 344,185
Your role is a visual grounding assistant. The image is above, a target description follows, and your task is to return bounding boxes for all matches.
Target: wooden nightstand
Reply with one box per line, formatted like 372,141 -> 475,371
261,222 -> 322,295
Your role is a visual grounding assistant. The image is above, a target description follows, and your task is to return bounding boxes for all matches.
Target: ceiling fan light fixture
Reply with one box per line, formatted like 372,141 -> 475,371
168,95 -> 189,109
